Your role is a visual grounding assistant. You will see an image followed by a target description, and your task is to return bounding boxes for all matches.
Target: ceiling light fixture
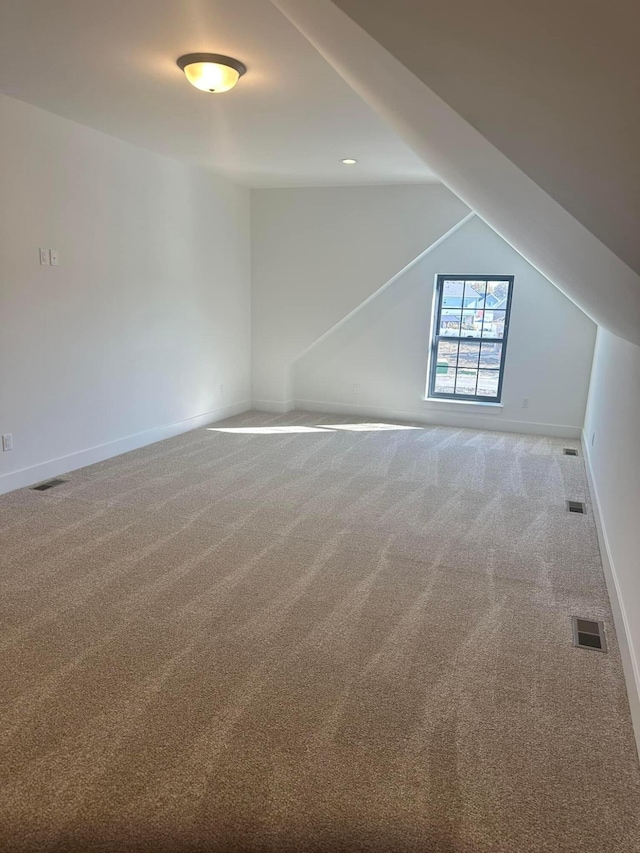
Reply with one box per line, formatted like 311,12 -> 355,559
341,158 -> 358,165
176,53 -> 246,93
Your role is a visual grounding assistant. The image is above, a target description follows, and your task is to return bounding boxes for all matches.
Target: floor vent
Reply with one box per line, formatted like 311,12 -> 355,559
572,617 -> 607,652
566,500 -> 586,514
563,448 -> 579,456
31,478 -> 68,491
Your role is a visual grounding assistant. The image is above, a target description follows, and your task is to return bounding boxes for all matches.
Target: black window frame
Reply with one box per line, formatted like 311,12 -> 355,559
428,274 -> 514,403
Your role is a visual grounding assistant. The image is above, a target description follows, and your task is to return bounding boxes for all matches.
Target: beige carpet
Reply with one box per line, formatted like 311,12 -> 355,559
1,410 -> 639,852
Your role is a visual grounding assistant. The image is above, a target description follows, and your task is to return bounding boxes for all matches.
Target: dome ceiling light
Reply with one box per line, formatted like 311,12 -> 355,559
176,53 -> 247,93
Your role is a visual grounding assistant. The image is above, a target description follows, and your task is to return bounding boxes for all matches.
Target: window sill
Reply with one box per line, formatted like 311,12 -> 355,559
422,397 -> 504,412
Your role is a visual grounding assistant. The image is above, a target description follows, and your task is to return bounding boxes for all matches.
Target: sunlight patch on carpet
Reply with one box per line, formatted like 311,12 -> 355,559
321,423 -> 423,432
208,426 -> 333,434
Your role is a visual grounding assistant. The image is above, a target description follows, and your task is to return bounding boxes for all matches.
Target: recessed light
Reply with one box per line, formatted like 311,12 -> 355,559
176,53 -> 246,93
341,158 -> 358,165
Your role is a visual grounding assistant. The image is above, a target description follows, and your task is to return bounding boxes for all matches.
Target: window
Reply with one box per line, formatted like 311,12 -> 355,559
428,275 -> 513,402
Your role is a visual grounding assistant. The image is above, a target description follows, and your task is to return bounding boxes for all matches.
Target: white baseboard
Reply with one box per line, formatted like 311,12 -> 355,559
582,429 -> 640,759
252,399 -> 296,414
294,398 -> 581,438
0,400 -> 251,496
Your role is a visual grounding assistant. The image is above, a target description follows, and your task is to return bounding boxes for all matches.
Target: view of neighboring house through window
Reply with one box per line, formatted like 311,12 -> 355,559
428,275 -> 514,401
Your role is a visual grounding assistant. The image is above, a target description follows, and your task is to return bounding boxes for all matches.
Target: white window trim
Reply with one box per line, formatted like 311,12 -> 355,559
422,396 -> 503,412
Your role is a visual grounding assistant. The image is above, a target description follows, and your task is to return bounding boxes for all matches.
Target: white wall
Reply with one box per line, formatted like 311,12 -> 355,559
0,95 -> 251,493
583,329 -> 640,741
294,215 -> 596,437
251,184 -> 470,409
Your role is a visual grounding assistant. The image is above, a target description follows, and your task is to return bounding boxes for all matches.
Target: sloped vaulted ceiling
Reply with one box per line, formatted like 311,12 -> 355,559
332,0 -> 640,277
271,0 -> 640,346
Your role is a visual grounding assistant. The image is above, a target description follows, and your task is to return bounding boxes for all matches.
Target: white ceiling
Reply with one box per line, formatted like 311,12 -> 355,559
0,0 -> 436,187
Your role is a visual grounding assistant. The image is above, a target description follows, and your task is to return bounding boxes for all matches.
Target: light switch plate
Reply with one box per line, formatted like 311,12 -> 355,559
39,248 -> 49,265
49,249 -> 59,265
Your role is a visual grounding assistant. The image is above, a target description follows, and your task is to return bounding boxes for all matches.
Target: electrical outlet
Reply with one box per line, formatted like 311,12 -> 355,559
2,433 -> 13,452
522,397 -> 530,409
592,432 -> 596,447
49,249 -> 59,266
353,383 -> 360,395
39,248 -> 49,266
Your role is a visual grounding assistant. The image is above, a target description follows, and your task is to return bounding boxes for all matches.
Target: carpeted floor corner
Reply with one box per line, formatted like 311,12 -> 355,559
1,410 -> 639,852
